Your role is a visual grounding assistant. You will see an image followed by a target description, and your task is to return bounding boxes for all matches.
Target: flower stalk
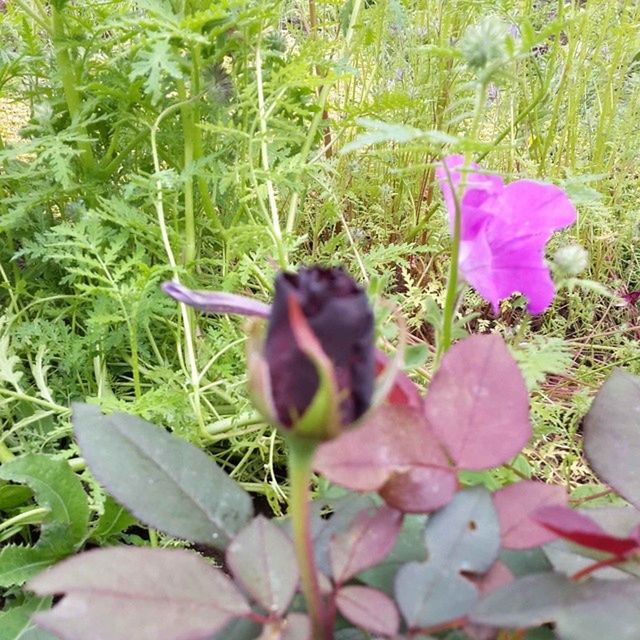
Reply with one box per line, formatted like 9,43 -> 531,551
287,436 -> 329,640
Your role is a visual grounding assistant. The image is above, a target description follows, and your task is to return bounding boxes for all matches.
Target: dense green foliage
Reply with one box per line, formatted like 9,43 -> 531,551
1,0 -> 640,622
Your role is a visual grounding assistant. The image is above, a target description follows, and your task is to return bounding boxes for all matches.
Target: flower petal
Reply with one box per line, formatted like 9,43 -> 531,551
501,180 -> 576,236
162,281 -> 271,318
436,155 -> 504,240
437,158 -> 577,315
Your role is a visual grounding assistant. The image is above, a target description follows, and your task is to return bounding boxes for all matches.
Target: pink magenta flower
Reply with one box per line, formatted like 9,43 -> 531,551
436,155 -> 577,314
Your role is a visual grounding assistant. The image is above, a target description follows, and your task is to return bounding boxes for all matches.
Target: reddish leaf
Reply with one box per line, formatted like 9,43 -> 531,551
329,505 -> 402,584
379,465 -> 459,513
314,405 -> 457,513
424,334 -> 531,470
226,515 -> 298,615
335,585 -> 400,636
27,547 -> 250,640
374,351 -> 423,409
469,560 -> 513,595
493,481 -> 568,549
535,505 -> 640,556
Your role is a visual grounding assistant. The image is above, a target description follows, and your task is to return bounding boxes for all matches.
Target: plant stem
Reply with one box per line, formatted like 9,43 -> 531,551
436,82 -> 486,361
0,507 -> 50,534
177,80 -> 197,267
255,37 -> 287,269
51,4 -> 96,175
571,555 -> 625,581
0,441 -> 15,463
437,179 -> 462,360
287,436 -> 328,640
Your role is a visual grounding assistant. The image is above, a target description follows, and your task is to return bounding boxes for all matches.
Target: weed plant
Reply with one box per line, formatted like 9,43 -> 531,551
1,0 -> 640,623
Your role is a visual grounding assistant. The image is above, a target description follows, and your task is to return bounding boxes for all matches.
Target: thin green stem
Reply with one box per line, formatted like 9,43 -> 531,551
177,80 -> 197,267
11,0 -> 52,33
0,507 -> 50,534
255,37 -> 287,269
150,101 -> 206,434
287,436 -> 328,640
437,82 -> 486,361
0,388 -> 70,414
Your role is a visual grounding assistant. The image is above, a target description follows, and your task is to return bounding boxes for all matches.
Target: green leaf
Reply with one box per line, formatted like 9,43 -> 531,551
226,515 -> 298,615
28,547 -> 251,640
72,403 -> 253,548
584,369 -> 640,510
471,572 -> 640,640
0,546 -> 68,589
340,118 -> 426,154
0,331 -> 23,391
129,38 -> 183,104
511,336 -> 572,390
0,596 -> 57,640
0,454 -> 90,587
0,455 -> 90,545
0,483 -> 33,510
395,487 -> 500,629
403,343 -> 429,369
91,495 -> 136,543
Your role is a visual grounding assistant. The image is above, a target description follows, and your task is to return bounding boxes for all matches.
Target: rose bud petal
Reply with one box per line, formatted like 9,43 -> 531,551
264,266 -> 375,437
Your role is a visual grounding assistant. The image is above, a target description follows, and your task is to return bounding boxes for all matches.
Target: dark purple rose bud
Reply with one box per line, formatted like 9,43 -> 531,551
263,266 -> 374,436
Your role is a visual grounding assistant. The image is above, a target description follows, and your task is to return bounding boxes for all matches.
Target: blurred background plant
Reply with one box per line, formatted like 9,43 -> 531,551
1,0 -> 640,610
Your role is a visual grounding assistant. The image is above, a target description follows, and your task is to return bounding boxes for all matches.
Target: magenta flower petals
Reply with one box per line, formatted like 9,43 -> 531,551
161,281 -> 271,318
501,180 -> 577,233
436,154 -> 504,240
437,156 -> 577,314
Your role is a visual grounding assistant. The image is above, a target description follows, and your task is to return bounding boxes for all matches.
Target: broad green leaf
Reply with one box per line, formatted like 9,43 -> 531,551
0,454 -> 90,586
0,483 -> 33,510
72,403 -> 253,548
395,487 -> 500,628
226,515 -> 298,615
584,369 -> 640,509
424,486 -> 500,572
28,547 -> 251,640
499,547 -> 552,577
0,454 -> 89,546
0,545 -> 68,589
424,334 -> 531,470
396,563 -> 477,631
91,495 -> 136,542
0,596 -> 57,640
543,540 -> 638,580
471,572 -> 640,640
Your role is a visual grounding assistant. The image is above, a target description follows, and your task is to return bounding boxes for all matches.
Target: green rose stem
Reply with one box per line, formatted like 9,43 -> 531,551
287,436 -> 330,640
